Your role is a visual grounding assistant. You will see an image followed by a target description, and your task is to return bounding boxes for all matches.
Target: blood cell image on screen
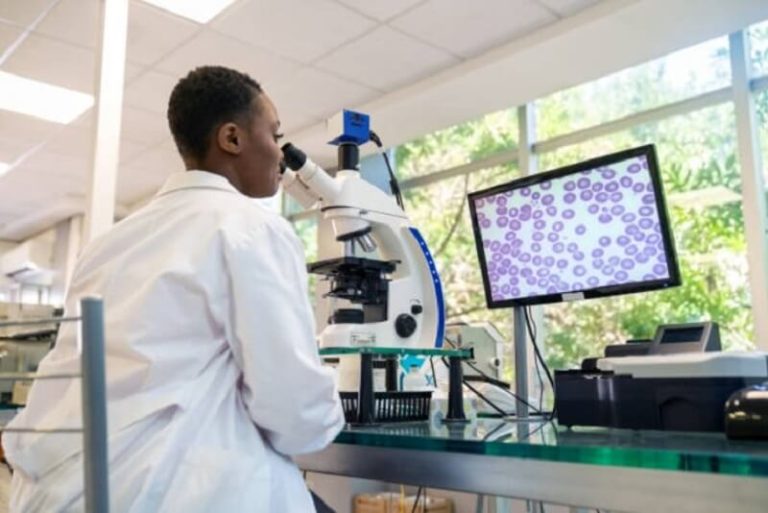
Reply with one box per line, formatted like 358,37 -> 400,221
474,155 -> 671,302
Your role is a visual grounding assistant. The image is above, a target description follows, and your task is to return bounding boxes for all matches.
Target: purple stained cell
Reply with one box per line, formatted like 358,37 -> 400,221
598,214 -> 612,224
541,181 -> 552,190
509,207 -> 519,217
621,212 -> 637,223
592,258 -> 604,269
504,232 -> 517,241
544,256 -> 555,266
510,287 -> 520,296
625,244 -> 639,256
601,168 -> 616,180
510,219 -> 522,230
642,193 -> 655,205
546,206 -> 558,216
520,253 -> 531,263
625,224 -> 639,236
557,259 -> 568,269
617,235 -> 630,246
619,176 -> 633,188
587,276 -> 600,287
481,219 -> 491,228
638,218 -> 654,230
491,285 -> 499,295
592,248 -> 604,258
580,190 -> 594,201
532,192 -> 541,200
490,241 -> 501,251
588,204 -> 600,214
548,275 -> 559,283
489,274 -> 499,283
542,194 -> 555,206
577,177 -> 591,189
605,181 -> 619,193
567,242 -> 578,253
574,252 -> 585,261
563,209 -> 575,219
534,219 -> 546,230
533,255 -> 543,266
621,259 -> 635,270
564,192 -> 577,204
492,253 -> 503,262
509,275 -> 519,285
521,204 -> 532,213
533,232 -> 545,242
657,253 -> 666,263
628,163 -> 641,173
501,285 -> 510,294
496,206 -> 508,216
497,217 -> 509,228
608,256 -> 621,267
531,242 -> 542,252
572,282 -> 584,290
610,192 -> 623,203
574,265 -> 587,277
643,274 -> 657,280
501,244 -> 511,255
526,277 -> 537,286
611,205 -> 625,216
602,266 -> 615,276
647,233 -> 660,244
614,270 -> 629,281
607,280 -> 619,286
521,268 -> 532,277
564,181 -> 576,191
592,182 -> 604,192
595,192 -> 609,203
632,183 -> 645,193
575,224 -> 587,235
553,242 -> 565,253
599,236 -> 611,247
546,286 -> 558,294
633,232 -> 644,242
553,221 -> 564,232
519,211 -> 531,221
636,253 -> 649,264
537,268 -> 550,277
533,210 -> 544,219
643,246 -> 657,256
520,188 -> 531,197
476,199 -> 485,208
510,248 -> 520,257
497,196 -> 507,206
547,232 -> 559,243
509,266 -> 519,276
646,182 -> 654,192
653,264 -> 667,276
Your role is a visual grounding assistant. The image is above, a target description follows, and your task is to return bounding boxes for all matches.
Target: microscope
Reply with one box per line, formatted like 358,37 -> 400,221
281,110 -> 445,350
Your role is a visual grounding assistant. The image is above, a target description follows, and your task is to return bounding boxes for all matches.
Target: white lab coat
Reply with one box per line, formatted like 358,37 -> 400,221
3,170 -> 345,512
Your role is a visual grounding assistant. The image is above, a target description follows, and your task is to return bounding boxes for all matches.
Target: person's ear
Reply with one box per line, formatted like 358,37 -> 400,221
217,123 -> 241,156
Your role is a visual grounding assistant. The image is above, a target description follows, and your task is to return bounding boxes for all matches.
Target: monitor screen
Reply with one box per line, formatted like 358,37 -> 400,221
468,145 -> 680,307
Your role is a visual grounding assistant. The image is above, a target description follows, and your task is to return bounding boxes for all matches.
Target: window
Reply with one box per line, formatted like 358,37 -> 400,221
539,104 -> 754,369
749,19 -> 768,77
396,109 -> 518,180
536,37 -> 731,139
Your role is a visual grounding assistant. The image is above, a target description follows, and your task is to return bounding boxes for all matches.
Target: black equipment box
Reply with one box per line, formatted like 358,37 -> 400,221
555,370 -> 763,432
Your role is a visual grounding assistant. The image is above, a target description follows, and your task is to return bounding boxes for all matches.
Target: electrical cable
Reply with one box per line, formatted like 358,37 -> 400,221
410,487 -> 423,513
369,130 -> 405,210
524,306 -> 557,420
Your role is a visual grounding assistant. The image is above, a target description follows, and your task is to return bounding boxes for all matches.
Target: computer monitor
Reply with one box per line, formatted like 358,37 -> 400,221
468,144 -> 680,308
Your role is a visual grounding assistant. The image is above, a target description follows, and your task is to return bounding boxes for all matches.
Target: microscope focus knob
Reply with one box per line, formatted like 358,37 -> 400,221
395,314 -> 417,338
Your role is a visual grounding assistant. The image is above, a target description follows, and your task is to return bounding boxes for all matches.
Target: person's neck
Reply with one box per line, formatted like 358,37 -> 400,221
187,158 -> 243,194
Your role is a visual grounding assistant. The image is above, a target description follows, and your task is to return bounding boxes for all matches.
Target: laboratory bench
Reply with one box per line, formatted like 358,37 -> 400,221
296,417 -> 768,513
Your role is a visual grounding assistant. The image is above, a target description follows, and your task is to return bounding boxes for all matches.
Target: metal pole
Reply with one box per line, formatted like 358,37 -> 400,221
80,297 -> 109,513
513,306 -> 528,419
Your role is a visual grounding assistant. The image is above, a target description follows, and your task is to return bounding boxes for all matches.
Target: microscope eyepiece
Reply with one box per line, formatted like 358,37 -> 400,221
281,142 -> 307,171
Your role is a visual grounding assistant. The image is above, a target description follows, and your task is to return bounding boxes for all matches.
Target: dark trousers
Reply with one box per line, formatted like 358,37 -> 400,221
310,490 -> 336,513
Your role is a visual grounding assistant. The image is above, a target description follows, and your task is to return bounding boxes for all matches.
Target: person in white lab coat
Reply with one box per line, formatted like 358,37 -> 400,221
3,65 -> 345,512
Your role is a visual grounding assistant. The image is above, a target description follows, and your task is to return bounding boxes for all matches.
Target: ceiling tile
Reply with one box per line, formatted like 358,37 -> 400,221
126,2 -> 199,66
211,0 -> 375,63
333,0 -> 425,22
0,20 -> 23,56
0,111 -> 58,158
1,33 -> 96,93
116,164 -> 168,205
35,0 -> 100,49
537,0 -> 600,16
0,0 -> 52,26
391,0 -> 556,58
124,69 -> 177,114
125,140 -> 183,175
315,26 -> 457,90
153,29 -> 299,86
20,148 -> 90,181
268,67 -> 378,122
120,107 -> 170,147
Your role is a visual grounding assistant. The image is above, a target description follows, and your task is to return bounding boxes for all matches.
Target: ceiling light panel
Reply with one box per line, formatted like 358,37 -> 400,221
0,71 -> 93,124
141,0 -> 237,24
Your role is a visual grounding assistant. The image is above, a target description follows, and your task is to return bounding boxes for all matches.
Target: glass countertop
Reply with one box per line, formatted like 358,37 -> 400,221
335,418 -> 768,477
319,347 -> 471,358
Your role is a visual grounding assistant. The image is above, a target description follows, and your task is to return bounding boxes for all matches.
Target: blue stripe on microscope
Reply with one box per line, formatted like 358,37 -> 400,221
408,227 -> 445,348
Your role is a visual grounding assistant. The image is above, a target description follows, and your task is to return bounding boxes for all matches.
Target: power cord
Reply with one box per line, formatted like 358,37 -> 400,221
410,486 -> 424,513
524,306 -> 557,421
369,130 -> 405,210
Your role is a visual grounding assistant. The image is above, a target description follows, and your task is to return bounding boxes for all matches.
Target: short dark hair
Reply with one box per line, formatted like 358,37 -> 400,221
167,66 -> 262,162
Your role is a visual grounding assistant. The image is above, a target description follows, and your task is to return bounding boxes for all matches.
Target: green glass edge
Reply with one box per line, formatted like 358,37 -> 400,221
333,430 -> 768,478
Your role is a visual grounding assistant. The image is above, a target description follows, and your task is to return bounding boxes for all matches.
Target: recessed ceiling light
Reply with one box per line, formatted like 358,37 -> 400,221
0,71 -> 93,124
0,162 -> 9,177
141,0 -> 237,23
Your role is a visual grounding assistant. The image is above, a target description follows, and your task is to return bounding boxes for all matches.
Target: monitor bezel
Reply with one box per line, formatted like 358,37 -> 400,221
467,144 -> 681,308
